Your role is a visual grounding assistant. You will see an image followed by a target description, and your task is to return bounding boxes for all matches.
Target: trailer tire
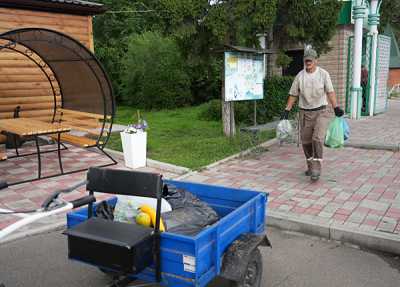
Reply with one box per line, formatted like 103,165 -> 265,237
231,248 -> 262,287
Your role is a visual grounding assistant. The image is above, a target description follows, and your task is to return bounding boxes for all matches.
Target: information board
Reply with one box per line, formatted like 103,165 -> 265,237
224,51 -> 264,102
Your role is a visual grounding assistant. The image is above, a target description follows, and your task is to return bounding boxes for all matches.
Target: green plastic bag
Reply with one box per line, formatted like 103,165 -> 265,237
325,117 -> 344,148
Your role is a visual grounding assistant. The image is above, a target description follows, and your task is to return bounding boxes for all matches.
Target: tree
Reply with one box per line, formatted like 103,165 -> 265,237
156,0 -> 278,136
92,0 -> 160,101
381,0 -> 400,31
274,0 -> 342,54
380,0 -> 400,42
121,32 -> 192,109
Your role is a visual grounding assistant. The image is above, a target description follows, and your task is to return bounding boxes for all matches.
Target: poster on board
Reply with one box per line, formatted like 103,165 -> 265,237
224,51 -> 264,102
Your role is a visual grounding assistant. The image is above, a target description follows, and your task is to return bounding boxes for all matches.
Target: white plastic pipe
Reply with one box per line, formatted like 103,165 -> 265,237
0,208 -> 29,218
0,203 -> 72,241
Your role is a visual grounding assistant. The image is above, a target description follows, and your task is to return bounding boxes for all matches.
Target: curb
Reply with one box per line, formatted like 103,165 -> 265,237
107,137 -> 278,181
103,148 -> 190,175
267,211 -> 400,255
345,142 -> 400,152
7,209 -> 399,256
177,138 -> 279,180
147,159 -> 191,176
207,138 -> 279,169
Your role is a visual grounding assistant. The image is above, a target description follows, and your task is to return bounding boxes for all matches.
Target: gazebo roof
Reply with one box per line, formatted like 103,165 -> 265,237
0,0 -> 106,15
0,28 -> 114,117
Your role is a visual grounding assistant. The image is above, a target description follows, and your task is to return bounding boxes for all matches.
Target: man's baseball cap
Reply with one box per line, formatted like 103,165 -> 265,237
304,48 -> 318,61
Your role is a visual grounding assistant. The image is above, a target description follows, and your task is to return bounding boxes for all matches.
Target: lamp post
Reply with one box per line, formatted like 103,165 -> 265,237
351,0 -> 367,119
368,0 -> 382,116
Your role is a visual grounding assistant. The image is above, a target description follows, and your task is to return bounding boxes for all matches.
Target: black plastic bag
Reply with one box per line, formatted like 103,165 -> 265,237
95,201 -> 115,220
164,185 -> 217,214
162,184 -> 219,236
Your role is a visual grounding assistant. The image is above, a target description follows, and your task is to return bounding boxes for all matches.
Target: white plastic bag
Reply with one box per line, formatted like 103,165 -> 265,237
276,120 -> 293,142
113,195 -> 172,224
113,195 -> 140,223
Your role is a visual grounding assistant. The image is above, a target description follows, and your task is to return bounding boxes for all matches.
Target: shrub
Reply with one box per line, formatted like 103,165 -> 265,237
198,99 -> 221,121
121,32 -> 192,109
262,75 -> 296,121
198,76 -> 295,123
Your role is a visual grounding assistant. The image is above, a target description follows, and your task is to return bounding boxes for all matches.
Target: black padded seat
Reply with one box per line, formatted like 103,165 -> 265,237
64,168 -> 163,278
65,217 -> 154,274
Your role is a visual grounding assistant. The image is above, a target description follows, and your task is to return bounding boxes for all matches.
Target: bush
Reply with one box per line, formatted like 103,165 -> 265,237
198,76 -> 295,123
198,100 -> 255,124
95,40 -> 126,102
121,32 -> 192,109
198,99 -> 221,121
262,75 -> 296,120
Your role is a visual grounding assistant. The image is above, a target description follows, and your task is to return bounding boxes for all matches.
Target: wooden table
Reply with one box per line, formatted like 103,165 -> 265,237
0,118 -> 71,185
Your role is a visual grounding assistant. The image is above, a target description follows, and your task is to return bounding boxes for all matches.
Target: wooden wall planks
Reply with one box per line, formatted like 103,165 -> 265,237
0,7 -> 93,122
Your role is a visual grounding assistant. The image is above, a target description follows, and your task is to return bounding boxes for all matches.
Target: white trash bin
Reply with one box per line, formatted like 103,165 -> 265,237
120,130 -> 147,169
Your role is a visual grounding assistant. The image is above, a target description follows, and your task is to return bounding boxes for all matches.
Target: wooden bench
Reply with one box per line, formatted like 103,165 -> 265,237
52,108 -> 112,148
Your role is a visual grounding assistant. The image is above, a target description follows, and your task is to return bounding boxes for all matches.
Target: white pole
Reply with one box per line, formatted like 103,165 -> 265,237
368,0 -> 380,116
351,1 -> 367,119
0,208 -> 29,218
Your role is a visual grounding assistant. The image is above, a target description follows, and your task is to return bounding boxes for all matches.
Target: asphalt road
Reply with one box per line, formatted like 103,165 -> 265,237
0,227 -> 399,287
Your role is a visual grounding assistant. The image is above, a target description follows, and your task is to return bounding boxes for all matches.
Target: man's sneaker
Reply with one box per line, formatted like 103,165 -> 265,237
311,170 -> 320,181
305,170 -> 312,176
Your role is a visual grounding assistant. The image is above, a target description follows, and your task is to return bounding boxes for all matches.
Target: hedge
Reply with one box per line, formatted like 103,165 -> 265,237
198,75 -> 295,123
120,32 -> 192,109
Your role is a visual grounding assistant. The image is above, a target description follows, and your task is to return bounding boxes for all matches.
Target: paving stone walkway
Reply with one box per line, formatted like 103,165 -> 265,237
0,144 -> 180,240
182,145 -> 400,237
346,99 -> 400,150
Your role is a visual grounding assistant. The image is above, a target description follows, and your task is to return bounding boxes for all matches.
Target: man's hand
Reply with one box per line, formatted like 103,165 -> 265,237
334,107 -> 344,117
280,110 -> 290,120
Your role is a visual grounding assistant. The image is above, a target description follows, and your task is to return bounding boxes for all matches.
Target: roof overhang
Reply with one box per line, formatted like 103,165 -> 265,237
224,45 -> 273,55
0,0 -> 107,16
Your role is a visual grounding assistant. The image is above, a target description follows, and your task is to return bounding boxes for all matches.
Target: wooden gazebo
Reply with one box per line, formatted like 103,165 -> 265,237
0,0 -> 107,160
0,1 -> 117,184
0,0 -> 106,118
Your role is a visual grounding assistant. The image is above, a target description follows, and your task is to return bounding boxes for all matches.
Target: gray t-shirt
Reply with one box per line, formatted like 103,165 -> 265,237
289,67 -> 334,109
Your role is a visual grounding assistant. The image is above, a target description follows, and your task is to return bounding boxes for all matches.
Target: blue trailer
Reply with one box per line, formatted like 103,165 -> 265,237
66,168 -> 270,287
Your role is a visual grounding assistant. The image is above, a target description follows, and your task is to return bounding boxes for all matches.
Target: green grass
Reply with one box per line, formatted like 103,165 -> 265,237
107,105 -> 275,170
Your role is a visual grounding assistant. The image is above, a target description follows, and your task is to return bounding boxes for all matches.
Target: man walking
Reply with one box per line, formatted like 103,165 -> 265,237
281,48 -> 344,181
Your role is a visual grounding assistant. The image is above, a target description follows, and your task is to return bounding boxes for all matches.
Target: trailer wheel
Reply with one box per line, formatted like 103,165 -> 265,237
231,248 -> 262,287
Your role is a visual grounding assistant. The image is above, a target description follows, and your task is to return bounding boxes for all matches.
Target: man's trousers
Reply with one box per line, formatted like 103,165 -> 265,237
299,108 -> 331,174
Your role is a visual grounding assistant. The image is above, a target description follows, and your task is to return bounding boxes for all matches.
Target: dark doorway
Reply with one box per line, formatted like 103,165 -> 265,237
283,50 -> 304,76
